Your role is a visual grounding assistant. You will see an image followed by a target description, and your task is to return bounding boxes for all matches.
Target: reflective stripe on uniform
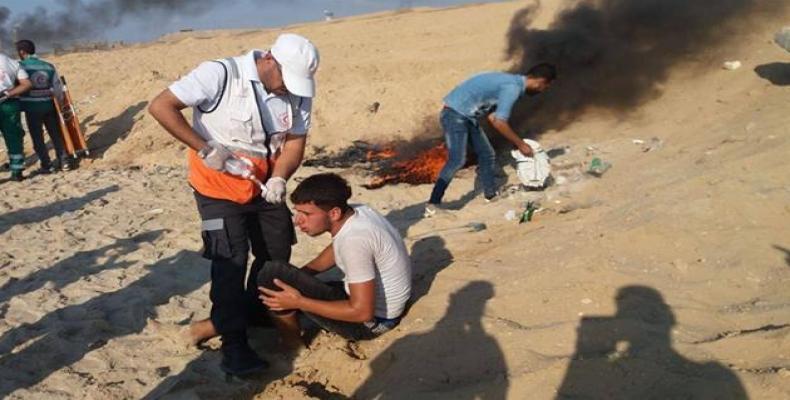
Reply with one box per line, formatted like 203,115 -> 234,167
201,218 -> 224,231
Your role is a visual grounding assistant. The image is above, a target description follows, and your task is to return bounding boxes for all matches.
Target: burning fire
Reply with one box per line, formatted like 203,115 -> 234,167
366,147 -> 396,160
364,143 -> 448,189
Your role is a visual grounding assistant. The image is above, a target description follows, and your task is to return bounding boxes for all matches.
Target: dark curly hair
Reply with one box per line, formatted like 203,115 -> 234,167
290,173 -> 352,211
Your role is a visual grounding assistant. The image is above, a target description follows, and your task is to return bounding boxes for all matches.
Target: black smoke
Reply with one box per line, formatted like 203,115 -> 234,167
0,0 -> 232,50
505,0 -> 788,133
0,7 -> 10,46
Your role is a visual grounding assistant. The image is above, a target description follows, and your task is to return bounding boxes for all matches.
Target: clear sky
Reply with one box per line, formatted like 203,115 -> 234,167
3,0 -> 504,44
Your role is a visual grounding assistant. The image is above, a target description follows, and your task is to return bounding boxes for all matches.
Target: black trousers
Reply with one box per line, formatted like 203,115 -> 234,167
194,190 -> 295,346
257,260 -> 378,340
24,108 -> 66,167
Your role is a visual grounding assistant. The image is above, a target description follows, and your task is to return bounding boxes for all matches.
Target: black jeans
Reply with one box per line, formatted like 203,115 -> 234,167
194,190 -> 295,346
257,260 -> 380,340
24,108 -> 66,168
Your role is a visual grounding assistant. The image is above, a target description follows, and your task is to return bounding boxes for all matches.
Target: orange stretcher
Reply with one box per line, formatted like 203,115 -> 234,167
53,76 -> 89,158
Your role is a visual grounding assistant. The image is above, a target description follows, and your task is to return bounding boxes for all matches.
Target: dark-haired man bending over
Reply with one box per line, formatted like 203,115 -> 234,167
258,173 -> 412,345
426,63 -> 557,215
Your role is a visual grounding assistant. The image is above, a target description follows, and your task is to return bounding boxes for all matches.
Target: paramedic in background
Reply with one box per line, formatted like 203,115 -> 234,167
0,50 -> 32,181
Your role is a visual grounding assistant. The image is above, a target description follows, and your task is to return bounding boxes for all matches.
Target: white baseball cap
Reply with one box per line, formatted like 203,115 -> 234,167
271,33 -> 319,98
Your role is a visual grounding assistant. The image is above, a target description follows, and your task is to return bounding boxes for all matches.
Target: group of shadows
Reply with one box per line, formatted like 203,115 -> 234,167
0,185 -> 777,399
0,101 -> 147,185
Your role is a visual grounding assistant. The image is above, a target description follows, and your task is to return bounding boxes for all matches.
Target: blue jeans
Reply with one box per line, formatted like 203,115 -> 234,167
429,107 -> 497,204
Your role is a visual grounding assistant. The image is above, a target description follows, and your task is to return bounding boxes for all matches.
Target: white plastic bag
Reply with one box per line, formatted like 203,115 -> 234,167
511,139 -> 551,189
775,27 -> 790,52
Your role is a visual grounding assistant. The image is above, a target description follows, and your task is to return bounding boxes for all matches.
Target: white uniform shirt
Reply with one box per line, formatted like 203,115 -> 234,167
333,205 -> 412,319
169,50 -> 311,136
0,53 -> 29,92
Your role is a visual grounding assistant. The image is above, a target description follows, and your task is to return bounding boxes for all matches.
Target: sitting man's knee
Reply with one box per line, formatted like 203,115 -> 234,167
263,259 -> 292,270
257,260 -> 297,289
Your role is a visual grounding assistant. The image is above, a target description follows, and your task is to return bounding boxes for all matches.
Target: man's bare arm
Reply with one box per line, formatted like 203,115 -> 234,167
271,133 -> 306,180
303,243 -> 336,274
487,114 -> 533,157
261,279 -> 376,323
299,280 -> 375,322
148,89 -> 207,151
7,79 -> 32,97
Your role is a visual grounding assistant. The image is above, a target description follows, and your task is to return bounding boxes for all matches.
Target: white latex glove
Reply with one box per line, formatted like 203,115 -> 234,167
264,177 -> 287,204
200,140 -> 232,171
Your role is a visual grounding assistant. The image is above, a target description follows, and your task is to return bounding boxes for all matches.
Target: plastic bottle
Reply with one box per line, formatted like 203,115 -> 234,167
224,157 -> 267,193
224,158 -> 253,178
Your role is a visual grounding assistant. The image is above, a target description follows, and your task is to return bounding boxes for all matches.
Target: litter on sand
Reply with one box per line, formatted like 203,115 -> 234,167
722,60 -> 741,70
587,157 -> 612,177
511,139 -> 551,189
519,201 -> 538,223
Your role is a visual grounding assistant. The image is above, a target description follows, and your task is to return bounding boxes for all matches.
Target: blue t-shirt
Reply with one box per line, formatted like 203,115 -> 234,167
443,72 -> 525,121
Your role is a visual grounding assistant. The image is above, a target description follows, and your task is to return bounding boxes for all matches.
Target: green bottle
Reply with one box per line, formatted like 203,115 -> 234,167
520,201 -> 537,223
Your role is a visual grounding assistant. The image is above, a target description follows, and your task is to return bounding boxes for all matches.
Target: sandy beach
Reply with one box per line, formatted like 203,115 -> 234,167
1,1 -> 789,398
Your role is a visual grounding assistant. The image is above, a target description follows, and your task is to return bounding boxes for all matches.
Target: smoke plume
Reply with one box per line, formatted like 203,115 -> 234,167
505,0 -> 788,133
0,0 -> 230,50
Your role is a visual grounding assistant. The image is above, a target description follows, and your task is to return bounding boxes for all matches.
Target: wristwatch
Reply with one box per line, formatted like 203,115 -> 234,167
197,145 -> 213,159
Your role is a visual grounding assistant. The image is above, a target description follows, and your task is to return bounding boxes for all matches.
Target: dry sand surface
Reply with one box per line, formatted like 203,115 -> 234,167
1,0 -> 789,398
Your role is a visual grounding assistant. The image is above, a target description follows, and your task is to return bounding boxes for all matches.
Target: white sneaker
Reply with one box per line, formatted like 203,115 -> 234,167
423,203 -> 438,218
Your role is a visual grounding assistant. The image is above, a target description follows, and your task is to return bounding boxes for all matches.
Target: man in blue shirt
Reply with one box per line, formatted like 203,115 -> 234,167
426,63 -> 556,215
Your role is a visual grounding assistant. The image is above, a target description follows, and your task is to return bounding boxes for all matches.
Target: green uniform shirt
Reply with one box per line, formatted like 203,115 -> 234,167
19,55 -> 60,113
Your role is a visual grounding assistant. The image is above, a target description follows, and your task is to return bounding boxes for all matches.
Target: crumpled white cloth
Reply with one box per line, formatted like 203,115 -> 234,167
511,139 -> 551,189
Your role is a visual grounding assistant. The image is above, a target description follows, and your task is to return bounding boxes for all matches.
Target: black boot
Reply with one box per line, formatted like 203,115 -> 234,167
10,171 -> 24,182
38,163 -> 54,174
220,340 -> 269,376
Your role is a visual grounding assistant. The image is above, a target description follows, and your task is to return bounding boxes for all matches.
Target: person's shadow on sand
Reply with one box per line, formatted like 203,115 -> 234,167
384,189 -> 478,239
0,184 -> 119,235
352,281 -> 508,399
405,236 -> 454,311
556,285 -> 747,400
773,244 -> 790,267
0,229 -> 165,307
754,63 -> 790,86
140,332 -> 295,400
0,250 -> 207,399
86,101 -> 149,158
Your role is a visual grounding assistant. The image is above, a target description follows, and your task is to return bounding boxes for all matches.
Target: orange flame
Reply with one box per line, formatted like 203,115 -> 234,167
366,147 -> 397,161
365,143 -> 448,189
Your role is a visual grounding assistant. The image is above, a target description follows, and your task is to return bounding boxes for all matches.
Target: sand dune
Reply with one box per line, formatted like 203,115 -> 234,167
1,1 -> 789,399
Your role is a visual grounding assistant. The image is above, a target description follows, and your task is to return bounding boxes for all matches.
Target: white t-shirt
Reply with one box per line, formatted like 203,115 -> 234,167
0,53 -> 29,92
333,205 -> 412,319
169,50 -> 311,135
